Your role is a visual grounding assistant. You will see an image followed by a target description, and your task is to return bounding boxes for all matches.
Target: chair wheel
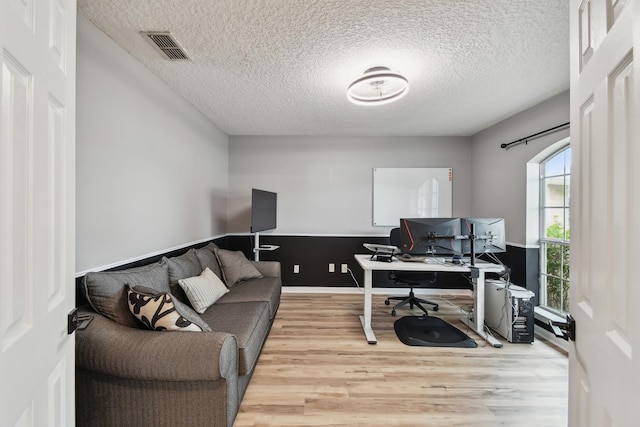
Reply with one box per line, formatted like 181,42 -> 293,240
391,309 -> 396,316
432,305 -> 439,312
385,299 -> 390,305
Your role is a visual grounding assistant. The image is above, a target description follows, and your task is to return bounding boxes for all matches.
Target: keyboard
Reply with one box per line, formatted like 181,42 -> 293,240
397,254 -> 447,263
396,254 -> 426,262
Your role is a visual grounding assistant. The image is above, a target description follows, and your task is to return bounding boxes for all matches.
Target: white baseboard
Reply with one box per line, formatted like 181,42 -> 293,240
282,286 -> 471,296
534,325 -> 569,354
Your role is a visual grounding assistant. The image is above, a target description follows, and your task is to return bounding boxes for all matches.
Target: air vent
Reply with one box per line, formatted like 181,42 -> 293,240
141,31 -> 190,61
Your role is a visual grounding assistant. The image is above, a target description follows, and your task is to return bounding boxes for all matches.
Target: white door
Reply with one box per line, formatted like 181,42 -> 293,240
0,0 -> 76,426
569,0 -> 640,426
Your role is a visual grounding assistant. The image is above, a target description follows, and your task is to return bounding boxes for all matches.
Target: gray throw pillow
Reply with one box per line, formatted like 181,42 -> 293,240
194,246 -> 223,279
214,249 -> 263,287
126,285 -> 211,332
83,260 -> 171,328
203,242 -> 220,252
165,249 -> 203,283
178,268 -> 230,313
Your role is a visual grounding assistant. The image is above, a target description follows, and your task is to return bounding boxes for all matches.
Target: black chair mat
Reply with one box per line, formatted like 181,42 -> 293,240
394,316 -> 477,348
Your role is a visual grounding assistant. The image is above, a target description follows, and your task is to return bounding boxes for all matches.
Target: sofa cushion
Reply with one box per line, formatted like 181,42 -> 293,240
200,301 -> 270,376
214,249 -> 263,287
83,260 -> 170,328
126,285 -> 211,332
217,277 -> 281,320
203,242 -> 220,252
194,246 -> 223,279
178,267 -> 230,313
165,249 -> 202,283
163,249 -> 204,304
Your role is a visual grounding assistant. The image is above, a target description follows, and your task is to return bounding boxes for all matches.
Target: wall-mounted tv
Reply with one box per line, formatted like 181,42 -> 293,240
251,189 -> 277,233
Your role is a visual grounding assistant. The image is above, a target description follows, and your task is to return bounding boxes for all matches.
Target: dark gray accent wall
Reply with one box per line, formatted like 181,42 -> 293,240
226,235 -> 474,290
226,237 -> 537,301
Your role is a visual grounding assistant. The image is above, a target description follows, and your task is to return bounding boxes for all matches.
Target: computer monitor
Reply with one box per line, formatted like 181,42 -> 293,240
460,218 -> 506,255
399,217 -> 462,255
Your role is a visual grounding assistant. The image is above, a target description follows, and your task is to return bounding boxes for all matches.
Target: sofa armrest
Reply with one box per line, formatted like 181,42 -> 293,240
75,308 -> 237,382
251,261 -> 281,278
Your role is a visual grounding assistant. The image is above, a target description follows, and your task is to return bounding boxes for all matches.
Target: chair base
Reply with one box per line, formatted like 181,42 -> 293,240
385,291 -> 439,316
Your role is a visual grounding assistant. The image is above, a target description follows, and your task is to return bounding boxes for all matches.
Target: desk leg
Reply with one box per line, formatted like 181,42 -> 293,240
460,270 -> 503,348
359,269 -> 377,344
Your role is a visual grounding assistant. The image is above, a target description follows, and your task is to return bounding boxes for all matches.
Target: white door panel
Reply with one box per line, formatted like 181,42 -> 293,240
569,0 -> 639,426
0,0 -> 76,426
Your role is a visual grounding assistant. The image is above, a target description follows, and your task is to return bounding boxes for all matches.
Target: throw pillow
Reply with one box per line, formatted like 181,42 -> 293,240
214,249 -> 263,287
178,267 -> 230,313
83,260 -> 171,328
203,242 -> 220,252
194,246 -> 223,279
165,249 -> 203,284
126,285 -> 211,332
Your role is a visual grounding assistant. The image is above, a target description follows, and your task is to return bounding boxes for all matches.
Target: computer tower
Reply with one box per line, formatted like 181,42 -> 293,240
484,279 -> 535,343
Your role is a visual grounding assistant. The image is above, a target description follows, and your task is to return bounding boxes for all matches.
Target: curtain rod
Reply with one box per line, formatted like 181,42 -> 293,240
500,122 -> 570,149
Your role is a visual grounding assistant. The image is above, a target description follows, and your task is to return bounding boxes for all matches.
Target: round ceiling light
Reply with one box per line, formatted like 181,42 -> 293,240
346,66 -> 409,106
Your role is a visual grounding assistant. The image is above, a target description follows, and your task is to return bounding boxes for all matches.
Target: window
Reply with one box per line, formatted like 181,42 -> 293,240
539,146 -> 571,314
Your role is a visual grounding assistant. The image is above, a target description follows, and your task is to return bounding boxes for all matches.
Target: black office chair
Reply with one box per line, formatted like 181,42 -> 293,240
385,228 -> 439,316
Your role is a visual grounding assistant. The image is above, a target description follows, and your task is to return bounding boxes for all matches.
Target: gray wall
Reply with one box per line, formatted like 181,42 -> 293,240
75,11 -> 568,272
228,136 -> 471,235
470,91 -> 570,246
76,15 -> 229,273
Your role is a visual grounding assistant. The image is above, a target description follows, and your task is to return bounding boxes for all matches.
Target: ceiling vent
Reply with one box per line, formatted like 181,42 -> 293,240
141,31 -> 190,61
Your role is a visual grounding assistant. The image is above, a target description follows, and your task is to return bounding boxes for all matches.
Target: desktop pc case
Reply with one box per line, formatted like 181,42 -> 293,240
484,280 -> 535,343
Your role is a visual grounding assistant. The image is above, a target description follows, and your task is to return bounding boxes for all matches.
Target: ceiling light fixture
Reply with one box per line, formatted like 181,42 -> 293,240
347,66 -> 409,106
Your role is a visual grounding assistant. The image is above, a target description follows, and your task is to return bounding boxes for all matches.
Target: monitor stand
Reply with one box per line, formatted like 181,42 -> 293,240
252,231 -> 279,261
469,223 -> 476,267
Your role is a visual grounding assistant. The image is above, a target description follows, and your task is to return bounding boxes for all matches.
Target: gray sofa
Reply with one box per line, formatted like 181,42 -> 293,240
75,243 -> 281,427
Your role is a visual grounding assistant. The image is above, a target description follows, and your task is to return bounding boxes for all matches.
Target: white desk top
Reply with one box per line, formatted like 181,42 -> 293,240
354,254 -> 505,273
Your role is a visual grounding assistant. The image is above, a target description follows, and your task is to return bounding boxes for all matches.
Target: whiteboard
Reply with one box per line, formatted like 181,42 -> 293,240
373,168 -> 452,226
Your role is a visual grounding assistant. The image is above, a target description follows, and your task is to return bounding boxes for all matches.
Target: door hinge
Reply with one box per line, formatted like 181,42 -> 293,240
549,314 -> 576,341
68,308 -> 93,334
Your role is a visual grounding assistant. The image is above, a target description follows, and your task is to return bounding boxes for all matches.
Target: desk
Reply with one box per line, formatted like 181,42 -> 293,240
354,254 -> 504,347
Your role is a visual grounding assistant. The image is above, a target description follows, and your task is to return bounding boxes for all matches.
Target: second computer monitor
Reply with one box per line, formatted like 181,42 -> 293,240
460,217 -> 506,254
399,217 -> 462,255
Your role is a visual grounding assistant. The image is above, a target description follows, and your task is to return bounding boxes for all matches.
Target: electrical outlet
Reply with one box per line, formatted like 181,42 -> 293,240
293,265 -> 300,274
341,264 -> 348,273
329,263 -> 335,273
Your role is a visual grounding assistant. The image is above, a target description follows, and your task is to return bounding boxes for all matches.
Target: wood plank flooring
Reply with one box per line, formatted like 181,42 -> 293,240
234,293 -> 568,427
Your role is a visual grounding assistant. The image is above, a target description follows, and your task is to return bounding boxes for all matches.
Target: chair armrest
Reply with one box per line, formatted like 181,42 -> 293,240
251,261 -> 281,278
75,309 -> 237,382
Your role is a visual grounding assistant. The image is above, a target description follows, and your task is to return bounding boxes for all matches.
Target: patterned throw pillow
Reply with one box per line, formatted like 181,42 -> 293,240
126,285 -> 211,332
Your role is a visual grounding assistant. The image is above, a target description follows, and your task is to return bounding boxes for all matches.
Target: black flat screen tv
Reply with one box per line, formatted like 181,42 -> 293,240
251,189 -> 277,233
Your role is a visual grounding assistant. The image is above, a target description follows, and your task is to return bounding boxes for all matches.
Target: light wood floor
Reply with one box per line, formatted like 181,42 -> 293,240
234,293 -> 568,427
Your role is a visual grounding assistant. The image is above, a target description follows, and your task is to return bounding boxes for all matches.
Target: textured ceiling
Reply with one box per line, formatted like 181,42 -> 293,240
77,0 -> 569,136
